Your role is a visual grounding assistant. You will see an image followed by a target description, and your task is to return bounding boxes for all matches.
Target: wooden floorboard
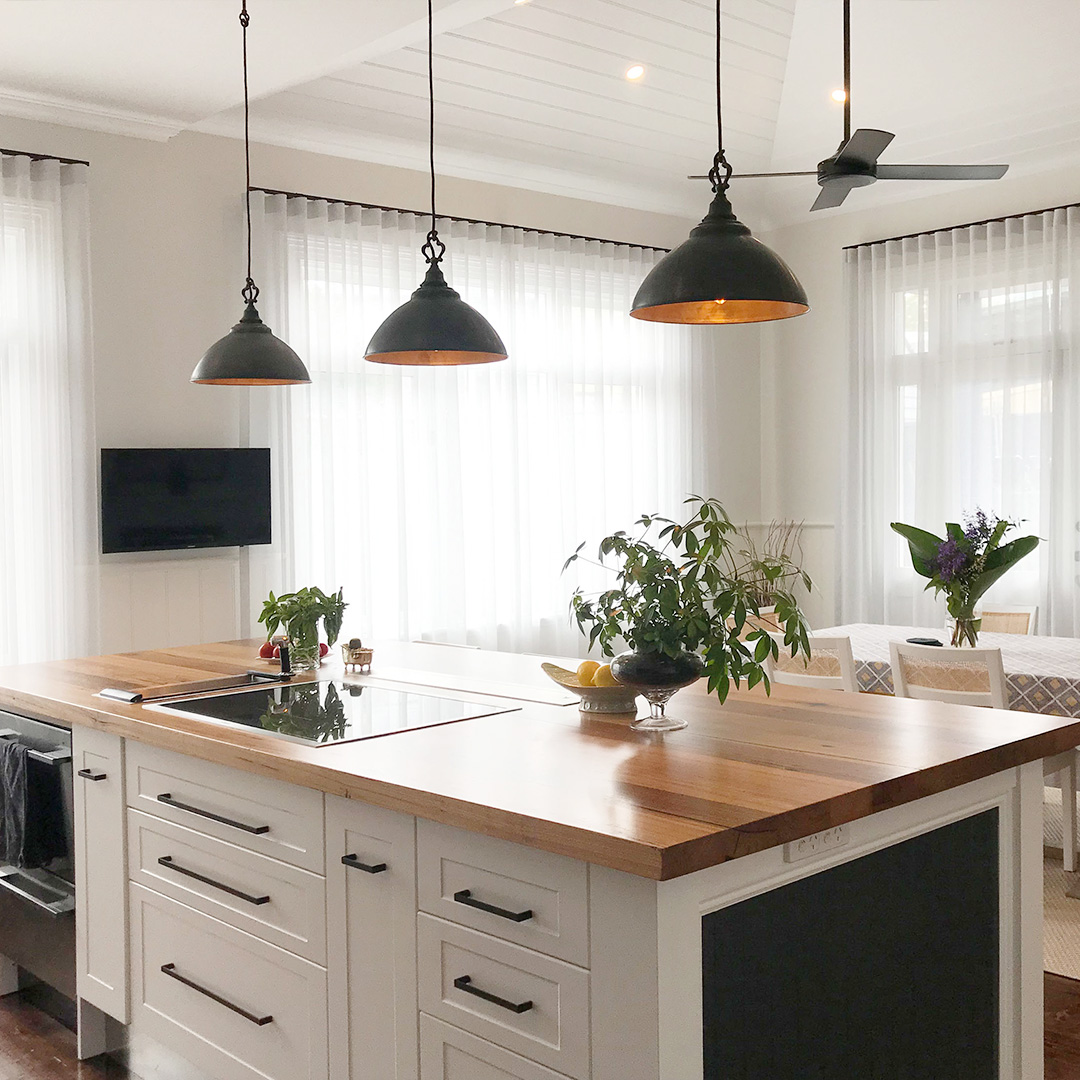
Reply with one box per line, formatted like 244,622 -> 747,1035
4,976 -> 1080,1077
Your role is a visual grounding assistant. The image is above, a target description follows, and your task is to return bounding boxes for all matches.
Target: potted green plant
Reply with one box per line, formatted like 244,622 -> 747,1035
892,510 -> 1039,646
564,496 -> 811,731
258,586 -> 347,671
724,518 -> 812,630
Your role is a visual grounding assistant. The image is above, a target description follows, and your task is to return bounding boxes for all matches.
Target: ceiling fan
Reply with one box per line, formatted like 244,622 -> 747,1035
690,0 -> 1009,211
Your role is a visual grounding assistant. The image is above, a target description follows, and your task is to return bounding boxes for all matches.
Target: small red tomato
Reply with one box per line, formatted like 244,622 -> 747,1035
258,641 -> 275,659
272,644 -> 281,658
318,642 -> 329,657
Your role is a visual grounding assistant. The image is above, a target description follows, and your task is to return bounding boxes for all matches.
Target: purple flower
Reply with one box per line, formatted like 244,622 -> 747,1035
932,537 -> 969,583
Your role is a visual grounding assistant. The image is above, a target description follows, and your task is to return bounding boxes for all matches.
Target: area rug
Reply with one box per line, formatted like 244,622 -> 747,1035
1044,785 -> 1080,980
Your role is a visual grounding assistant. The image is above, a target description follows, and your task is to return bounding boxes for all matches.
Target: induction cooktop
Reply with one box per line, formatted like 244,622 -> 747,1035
150,681 -> 519,747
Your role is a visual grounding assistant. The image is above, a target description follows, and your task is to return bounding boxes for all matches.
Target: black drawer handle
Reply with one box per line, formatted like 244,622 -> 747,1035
453,975 -> 532,1014
342,853 -> 387,874
453,889 -> 532,923
160,963 -> 273,1026
158,856 -> 271,906
157,793 -> 270,835
78,768 -> 107,782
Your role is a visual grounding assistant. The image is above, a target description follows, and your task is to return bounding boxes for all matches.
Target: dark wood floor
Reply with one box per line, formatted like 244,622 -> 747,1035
4,979 -> 1080,1077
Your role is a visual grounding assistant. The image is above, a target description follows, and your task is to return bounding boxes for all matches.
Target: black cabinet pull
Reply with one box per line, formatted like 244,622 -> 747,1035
157,793 -> 270,835
342,853 -> 387,874
453,889 -> 532,923
453,975 -> 533,1014
78,768 -> 107,782
158,856 -> 270,906
160,963 -> 273,1026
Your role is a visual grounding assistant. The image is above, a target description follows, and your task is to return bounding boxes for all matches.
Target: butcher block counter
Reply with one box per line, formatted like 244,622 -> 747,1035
0,637 -> 1076,879
0,638 -> 1071,1079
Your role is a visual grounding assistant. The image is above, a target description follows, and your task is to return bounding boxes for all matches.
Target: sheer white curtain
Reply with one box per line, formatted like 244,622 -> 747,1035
249,194 -> 707,655
0,155 -> 98,663
839,206 -> 1080,633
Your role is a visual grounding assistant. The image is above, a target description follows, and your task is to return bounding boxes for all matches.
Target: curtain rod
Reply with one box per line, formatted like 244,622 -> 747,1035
251,186 -> 671,253
844,198 -> 1080,250
0,146 -> 89,167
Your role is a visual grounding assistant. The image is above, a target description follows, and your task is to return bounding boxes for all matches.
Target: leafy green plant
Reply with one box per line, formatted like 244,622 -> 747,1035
891,510 -> 1039,646
725,518 -> 811,608
563,496 -> 812,703
258,586 -> 347,650
258,683 -> 347,744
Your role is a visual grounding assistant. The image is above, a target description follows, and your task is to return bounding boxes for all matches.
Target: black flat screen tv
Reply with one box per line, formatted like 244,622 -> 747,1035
101,448 -> 271,554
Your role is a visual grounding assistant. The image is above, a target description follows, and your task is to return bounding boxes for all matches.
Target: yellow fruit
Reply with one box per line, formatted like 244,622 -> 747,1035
576,660 -> 600,686
592,664 -> 618,687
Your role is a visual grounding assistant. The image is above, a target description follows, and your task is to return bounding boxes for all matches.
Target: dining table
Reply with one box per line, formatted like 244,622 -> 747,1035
816,622 -> 1080,717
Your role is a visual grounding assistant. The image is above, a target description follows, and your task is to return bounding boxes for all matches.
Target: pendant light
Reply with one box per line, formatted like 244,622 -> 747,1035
364,0 -> 507,366
630,0 -> 809,325
191,1 -> 310,385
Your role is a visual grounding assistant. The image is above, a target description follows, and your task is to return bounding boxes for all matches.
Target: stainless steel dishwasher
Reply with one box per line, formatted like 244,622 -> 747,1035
0,710 -> 75,999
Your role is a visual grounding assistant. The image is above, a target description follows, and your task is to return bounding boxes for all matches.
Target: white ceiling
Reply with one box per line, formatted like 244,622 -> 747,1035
1,0 -> 1078,226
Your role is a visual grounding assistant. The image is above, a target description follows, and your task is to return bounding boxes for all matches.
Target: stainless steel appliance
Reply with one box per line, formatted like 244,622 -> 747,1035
0,711 -> 75,999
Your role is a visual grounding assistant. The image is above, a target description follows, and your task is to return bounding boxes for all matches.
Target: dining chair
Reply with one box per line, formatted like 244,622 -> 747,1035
890,640 -> 1077,871
765,633 -> 859,693
975,604 -> 1038,635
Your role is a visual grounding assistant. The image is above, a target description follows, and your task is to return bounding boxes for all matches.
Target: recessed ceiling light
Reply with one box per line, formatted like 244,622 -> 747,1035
626,64 -> 645,81
831,88 -> 847,103
514,0 -> 530,5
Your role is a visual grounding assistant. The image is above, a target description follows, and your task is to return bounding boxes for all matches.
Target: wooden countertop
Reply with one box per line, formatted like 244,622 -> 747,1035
1,638 -> 1078,880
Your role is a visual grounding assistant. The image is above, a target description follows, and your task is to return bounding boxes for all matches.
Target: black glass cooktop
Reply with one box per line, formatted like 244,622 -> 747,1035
151,681 -> 519,747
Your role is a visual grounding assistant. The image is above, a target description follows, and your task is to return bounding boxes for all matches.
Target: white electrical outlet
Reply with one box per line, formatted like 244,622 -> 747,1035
783,824 -> 849,862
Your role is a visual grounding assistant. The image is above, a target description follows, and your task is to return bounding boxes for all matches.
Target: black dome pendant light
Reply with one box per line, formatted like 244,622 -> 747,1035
630,0 -> 808,325
191,0 -> 310,385
364,0 -> 507,366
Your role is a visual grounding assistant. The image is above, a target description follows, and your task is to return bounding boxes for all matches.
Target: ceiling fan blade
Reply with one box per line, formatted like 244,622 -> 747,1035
835,128 -> 895,169
687,171 -> 817,180
810,177 -> 863,211
875,164 -> 1010,181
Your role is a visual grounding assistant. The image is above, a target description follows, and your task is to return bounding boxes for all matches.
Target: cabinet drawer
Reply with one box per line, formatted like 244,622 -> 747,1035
128,809 -> 326,964
417,820 -> 588,966
418,915 -> 589,1080
126,741 -> 324,873
74,726 -> 129,1024
421,1016 -> 573,1080
130,884 -> 327,1080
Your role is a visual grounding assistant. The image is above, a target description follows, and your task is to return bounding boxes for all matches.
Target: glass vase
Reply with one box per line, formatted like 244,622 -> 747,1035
289,642 -> 321,672
609,649 -> 703,732
949,614 -> 981,648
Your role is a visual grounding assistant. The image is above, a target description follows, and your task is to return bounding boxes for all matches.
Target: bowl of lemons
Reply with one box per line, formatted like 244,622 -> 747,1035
540,660 -> 639,714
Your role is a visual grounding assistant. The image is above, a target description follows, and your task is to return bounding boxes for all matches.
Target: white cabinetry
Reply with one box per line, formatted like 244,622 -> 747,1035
73,725 -> 128,1024
326,795 -> 418,1080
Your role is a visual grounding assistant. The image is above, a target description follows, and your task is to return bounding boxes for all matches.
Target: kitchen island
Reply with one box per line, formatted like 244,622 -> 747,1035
0,638 -> 1075,1080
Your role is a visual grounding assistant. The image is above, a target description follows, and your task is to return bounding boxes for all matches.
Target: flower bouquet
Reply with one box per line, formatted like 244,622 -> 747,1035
891,510 -> 1040,647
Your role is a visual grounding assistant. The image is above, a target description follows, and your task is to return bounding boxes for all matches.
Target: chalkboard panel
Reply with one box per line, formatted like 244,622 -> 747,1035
701,810 -> 998,1079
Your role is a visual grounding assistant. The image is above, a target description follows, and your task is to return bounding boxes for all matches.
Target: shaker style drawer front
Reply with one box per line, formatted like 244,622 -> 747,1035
421,1016 -> 574,1080
417,820 -> 588,966
418,915 -> 590,1080
128,809 -> 326,964
125,741 -> 324,872
130,884 -> 328,1080
73,726 -> 129,1024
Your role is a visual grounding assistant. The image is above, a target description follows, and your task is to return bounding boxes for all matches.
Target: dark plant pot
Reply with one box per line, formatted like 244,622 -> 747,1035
610,649 -> 704,690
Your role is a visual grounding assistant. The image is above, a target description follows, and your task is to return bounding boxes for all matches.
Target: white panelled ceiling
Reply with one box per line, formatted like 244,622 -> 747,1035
0,0 -> 1078,225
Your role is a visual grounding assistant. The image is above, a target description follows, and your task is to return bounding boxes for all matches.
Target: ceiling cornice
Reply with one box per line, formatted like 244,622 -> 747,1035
0,84 -> 184,142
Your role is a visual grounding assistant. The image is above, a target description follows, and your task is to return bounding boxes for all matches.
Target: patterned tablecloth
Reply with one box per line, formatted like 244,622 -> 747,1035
815,623 -> 1080,717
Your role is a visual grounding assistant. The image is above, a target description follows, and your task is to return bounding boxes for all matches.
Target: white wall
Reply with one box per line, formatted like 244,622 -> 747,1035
759,164 -> 1080,627
0,114 -> 769,654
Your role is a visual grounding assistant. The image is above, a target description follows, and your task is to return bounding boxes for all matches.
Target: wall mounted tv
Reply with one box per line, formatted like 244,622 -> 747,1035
100,448 -> 271,554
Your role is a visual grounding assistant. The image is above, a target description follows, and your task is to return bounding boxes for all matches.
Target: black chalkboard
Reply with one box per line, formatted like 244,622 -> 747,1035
702,810 -> 998,1079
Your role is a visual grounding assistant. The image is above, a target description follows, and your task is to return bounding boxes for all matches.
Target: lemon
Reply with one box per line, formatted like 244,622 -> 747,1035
592,663 -> 618,687
576,660 -> 600,686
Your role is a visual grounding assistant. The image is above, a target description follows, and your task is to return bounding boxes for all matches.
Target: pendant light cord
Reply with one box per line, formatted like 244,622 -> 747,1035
843,0 -> 851,143
420,0 -> 446,265
706,0 -> 732,194
240,0 -> 259,305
